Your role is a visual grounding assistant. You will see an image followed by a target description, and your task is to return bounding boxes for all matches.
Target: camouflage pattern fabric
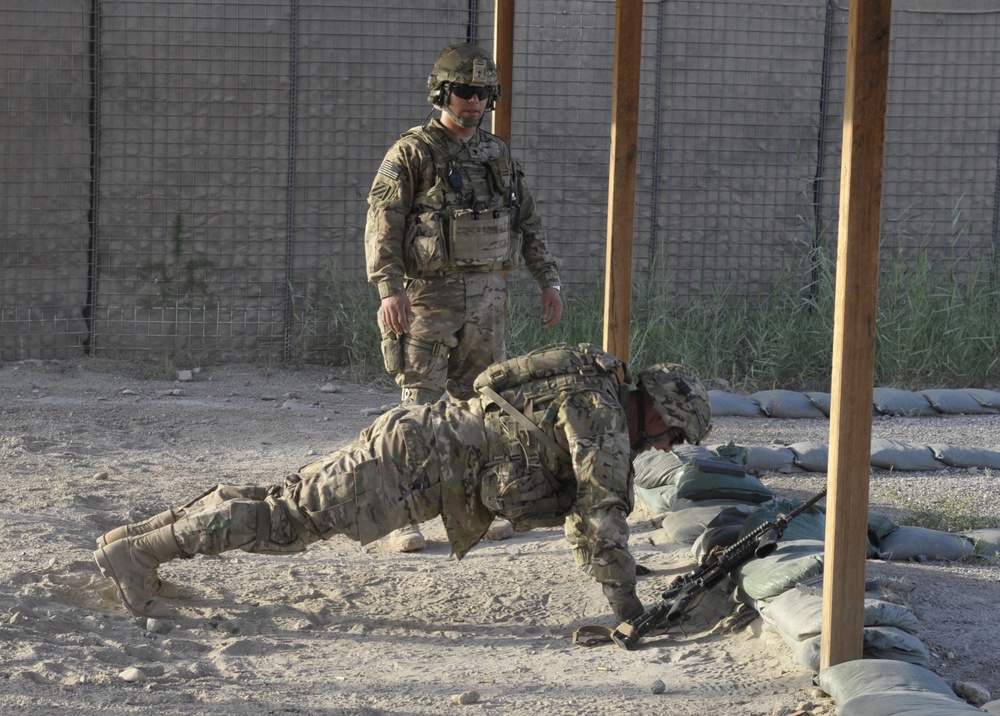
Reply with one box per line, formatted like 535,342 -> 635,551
165,349 -> 638,609
382,272 -> 506,400
365,118 -> 560,401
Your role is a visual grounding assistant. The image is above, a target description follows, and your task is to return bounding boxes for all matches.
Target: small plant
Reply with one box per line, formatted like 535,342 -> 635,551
289,260 -> 390,386
884,482 -> 999,534
137,214 -> 216,311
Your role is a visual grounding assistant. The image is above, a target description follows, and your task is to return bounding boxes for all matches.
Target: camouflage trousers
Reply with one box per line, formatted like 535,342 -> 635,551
381,272 -> 506,404
168,408 -> 451,557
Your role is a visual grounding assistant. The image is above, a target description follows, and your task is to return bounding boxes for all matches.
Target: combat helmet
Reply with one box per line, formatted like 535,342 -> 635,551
427,43 -> 501,125
637,363 -> 713,445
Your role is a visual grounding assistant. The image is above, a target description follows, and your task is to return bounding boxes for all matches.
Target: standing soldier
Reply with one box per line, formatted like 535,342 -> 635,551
365,43 -> 564,551
93,343 -> 713,626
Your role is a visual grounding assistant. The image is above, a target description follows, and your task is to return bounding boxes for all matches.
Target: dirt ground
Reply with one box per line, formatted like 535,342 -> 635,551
1,357 -> 998,715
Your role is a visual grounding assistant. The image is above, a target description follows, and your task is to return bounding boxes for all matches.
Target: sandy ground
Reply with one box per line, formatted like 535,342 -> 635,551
1,358 -> 998,715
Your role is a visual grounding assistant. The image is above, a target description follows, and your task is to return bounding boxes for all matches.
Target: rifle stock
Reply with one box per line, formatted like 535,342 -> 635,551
611,488 -> 827,650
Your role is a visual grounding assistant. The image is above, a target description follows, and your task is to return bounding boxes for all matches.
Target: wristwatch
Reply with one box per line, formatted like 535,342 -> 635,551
548,285 -> 561,291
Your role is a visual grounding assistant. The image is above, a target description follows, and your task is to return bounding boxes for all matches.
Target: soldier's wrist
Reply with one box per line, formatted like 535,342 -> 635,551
378,281 -> 404,299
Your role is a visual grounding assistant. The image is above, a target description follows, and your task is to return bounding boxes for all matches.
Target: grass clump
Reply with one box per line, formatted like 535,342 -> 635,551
506,247 -> 1000,392
303,248 -> 1000,393
885,482 -> 999,534
289,261 -> 388,386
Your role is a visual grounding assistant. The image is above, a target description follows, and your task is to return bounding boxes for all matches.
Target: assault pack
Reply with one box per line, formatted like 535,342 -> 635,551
474,343 -> 626,528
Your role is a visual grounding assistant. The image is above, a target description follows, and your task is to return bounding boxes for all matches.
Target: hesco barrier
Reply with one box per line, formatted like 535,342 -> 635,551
2,1 -> 999,362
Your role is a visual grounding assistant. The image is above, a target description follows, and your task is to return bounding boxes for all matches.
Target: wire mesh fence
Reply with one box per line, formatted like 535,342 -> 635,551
2,0 -> 998,363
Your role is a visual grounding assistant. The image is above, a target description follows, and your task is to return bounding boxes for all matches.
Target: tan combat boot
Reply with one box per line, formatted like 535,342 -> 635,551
485,518 -> 514,541
97,510 -> 182,598
93,525 -> 186,617
389,524 -> 426,552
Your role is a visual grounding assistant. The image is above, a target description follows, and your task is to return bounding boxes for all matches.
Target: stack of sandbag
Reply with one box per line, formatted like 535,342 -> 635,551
708,386 -> 1000,418
816,659 -> 985,715
633,442 -> 773,517
758,587 -> 927,673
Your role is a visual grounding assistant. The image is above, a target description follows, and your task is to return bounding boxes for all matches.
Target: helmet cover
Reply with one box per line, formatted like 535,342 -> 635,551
637,363 -> 713,445
427,43 -> 501,107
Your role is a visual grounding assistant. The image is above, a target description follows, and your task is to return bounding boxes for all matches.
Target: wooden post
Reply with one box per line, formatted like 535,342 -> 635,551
492,0 -> 514,144
602,0 -> 643,363
821,0 -> 893,670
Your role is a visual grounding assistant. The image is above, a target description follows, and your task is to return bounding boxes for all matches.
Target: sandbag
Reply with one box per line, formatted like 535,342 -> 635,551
867,511 -> 898,542
965,388 -> 1000,410
709,390 -> 762,417
633,444 -> 738,515
633,446 -> 709,490
744,445 -> 799,473
869,439 -> 943,471
920,388 -> 1000,415
867,510 -> 899,559
877,526 -> 975,562
964,528 -> 1000,556
805,391 -> 832,416
760,590 -> 919,644
789,441 -> 829,472
634,483 -> 678,516
872,388 -> 937,417
691,523 -> 745,564
817,659 -> 956,703
929,443 -> 1000,470
834,690 -> 982,716
657,503 -> 754,545
739,498 -> 827,544
734,539 -> 825,603
750,389 -> 827,419
673,460 -> 774,504
795,626 -> 930,672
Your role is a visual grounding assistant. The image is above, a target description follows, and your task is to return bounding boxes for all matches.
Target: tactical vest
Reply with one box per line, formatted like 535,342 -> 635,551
474,343 -> 625,528
401,124 -> 522,276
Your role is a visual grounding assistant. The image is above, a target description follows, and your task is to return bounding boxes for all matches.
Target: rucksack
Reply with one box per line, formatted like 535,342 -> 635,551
474,343 -> 625,528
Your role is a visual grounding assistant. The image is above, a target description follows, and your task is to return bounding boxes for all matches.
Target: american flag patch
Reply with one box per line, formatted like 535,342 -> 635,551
377,159 -> 403,181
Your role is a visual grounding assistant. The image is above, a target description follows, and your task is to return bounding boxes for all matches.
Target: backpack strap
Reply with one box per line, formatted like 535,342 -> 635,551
478,384 -> 571,463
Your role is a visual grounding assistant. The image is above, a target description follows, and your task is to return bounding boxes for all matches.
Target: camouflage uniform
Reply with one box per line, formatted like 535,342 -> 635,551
97,345 -> 646,620
365,117 -> 561,403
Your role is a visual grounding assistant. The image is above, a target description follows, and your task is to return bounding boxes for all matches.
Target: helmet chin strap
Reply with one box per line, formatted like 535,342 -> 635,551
443,104 -> 484,129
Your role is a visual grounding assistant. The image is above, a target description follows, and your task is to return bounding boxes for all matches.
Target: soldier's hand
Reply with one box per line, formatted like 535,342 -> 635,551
540,286 -> 563,328
380,293 -> 413,334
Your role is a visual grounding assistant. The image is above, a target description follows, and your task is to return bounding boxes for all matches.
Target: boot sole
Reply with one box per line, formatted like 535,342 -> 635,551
93,545 -> 169,618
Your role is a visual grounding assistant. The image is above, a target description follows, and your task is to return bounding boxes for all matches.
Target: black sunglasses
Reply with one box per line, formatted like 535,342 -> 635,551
451,83 -> 493,102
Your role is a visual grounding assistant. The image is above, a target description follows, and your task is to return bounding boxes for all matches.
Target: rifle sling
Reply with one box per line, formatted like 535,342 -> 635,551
571,625 -> 617,647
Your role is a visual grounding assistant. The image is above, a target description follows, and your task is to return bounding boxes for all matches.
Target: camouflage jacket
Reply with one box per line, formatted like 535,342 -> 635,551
364,118 -> 561,298
438,363 -> 636,591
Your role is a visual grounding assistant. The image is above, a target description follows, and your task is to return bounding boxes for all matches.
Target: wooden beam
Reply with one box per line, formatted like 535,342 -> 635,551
821,0 -> 893,670
602,0 -> 643,363
492,0 -> 514,143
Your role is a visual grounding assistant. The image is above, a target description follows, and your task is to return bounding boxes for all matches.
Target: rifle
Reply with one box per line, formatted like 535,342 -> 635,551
609,487 -> 827,650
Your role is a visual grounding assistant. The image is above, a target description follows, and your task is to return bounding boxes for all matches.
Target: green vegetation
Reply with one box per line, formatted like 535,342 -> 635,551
295,249 -> 1000,393
885,481 -> 999,534
289,261 -> 387,385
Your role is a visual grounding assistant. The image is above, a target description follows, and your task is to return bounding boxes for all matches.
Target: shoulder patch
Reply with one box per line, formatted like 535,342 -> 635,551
377,159 -> 404,182
368,178 -> 396,207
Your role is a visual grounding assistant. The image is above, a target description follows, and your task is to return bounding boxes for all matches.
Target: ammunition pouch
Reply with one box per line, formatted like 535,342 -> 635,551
479,460 -> 576,529
448,207 -> 511,270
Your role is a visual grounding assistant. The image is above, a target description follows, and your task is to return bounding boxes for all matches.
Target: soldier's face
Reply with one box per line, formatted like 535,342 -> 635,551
642,407 -> 677,452
629,391 -> 677,453
448,87 -> 487,121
